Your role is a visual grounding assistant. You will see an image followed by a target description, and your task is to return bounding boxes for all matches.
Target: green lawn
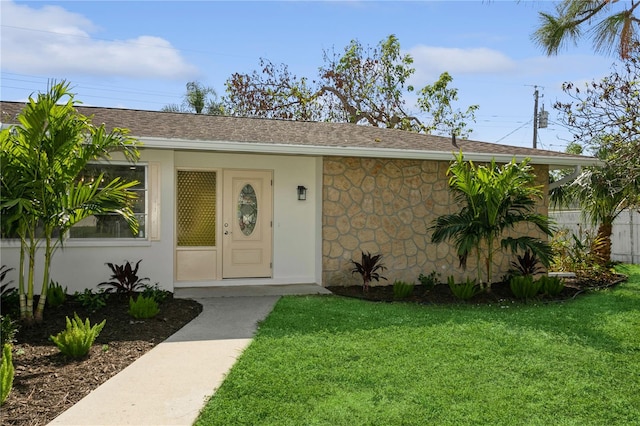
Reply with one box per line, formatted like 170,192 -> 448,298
195,265 -> 640,426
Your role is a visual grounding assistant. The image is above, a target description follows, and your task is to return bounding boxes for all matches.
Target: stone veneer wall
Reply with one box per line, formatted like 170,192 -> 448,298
322,156 -> 549,287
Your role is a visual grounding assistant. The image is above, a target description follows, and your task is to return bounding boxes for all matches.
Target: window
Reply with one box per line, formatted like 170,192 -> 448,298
69,163 -> 147,239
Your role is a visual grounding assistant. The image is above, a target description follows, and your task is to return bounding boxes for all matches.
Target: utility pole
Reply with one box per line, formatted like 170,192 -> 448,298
533,86 -> 539,149
531,86 -> 548,149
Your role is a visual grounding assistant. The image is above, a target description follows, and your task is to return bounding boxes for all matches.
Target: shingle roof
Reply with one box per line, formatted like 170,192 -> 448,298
0,101 -> 596,166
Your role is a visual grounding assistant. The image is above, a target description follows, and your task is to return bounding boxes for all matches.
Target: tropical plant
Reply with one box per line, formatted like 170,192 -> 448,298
538,275 -> 565,297
532,0 -> 640,59
549,229 -> 615,283
0,266 -> 17,317
140,283 -> 171,303
162,81 -> 224,115
418,271 -> 441,291
0,80 -> 140,324
509,250 -> 545,277
1,343 -> 14,405
350,251 -> 387,291
430,152 -> 553,290
46,281 -> 67,308
392,280 -> 415,300
129,295 -> 160,319
50,313 -> 106,359
98,260 -> 150,295
74,288 -> 109,313
0,266 -> 13,290
0,316 -> 18,348
509,275 -> 543,300
447,276 -> 480,301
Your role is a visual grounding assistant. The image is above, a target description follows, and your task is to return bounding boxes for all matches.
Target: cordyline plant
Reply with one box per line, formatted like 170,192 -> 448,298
98,260 -> 150,296
0,80 -> 140,324
350,251 -> 387,291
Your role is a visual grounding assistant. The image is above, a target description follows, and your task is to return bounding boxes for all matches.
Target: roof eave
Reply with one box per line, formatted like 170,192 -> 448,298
139,137 -> 602,167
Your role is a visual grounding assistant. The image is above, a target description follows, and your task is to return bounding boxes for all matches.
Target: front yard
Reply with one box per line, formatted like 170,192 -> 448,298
196,264 -> 640,425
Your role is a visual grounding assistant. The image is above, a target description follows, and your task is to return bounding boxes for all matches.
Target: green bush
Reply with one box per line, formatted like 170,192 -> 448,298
0,343 -> 14,405
47,281 -> 67,308
129,295 -> 160,319
538,275 -> 565,297
0,316 -> 18,348
447,276 -> 480,300
50,313 -> 106,359
74,289 -> 109,313
140,283 -> 171,304
392,280 -> 414,300
418,271 -> 440,291
509,275 -> 542,299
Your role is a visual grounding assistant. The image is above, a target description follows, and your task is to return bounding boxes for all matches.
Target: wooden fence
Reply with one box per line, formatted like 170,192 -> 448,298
549,209 -> 640,264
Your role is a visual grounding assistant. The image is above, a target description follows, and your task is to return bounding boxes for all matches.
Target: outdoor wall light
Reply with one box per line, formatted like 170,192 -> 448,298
297,185 -> 307,201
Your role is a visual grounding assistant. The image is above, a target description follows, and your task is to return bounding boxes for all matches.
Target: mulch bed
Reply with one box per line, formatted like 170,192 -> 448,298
327,274 -> 628,305
1,294 -> 202,426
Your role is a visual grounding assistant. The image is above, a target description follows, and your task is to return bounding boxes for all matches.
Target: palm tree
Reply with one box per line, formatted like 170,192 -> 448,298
162,81 -> 224,115
556,142 -> 635,264
430,152 -> 553,289
0,80 -> 141,324
532,0 -> 640,59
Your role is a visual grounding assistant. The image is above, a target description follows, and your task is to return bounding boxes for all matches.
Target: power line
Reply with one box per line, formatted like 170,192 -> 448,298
494,120 -> 532,144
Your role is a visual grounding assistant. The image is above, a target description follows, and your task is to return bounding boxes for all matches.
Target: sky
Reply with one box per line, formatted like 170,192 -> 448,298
0,0 -> 621,151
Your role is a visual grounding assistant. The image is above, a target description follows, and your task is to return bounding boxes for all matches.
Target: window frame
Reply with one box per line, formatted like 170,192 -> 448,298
67,161 -> 150,243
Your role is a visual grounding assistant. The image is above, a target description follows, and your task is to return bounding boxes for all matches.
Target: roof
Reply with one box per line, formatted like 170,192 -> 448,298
0,101 -> 597,167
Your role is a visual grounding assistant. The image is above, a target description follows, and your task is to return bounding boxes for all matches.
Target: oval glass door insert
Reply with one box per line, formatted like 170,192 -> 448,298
238,184 -> 258,236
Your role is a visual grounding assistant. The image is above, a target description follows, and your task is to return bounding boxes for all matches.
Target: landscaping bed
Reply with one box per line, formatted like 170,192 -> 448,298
1,294 -> 202,426
327,273 -> 627,304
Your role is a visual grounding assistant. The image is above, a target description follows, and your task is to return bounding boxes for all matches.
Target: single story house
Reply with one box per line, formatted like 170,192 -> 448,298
0,102 -> 598,295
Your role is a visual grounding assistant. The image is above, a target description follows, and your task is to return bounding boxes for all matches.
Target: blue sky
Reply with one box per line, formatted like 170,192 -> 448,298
0,0 -> 620,151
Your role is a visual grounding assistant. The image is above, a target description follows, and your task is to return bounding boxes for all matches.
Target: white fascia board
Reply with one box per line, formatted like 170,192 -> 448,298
139,137 -> 602,167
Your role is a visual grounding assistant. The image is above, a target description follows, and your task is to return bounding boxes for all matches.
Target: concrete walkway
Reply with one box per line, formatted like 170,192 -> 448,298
48,285 -> 331,426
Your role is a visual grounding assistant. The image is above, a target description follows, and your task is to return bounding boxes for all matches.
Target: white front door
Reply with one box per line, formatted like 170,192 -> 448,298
222,170 -> 273,278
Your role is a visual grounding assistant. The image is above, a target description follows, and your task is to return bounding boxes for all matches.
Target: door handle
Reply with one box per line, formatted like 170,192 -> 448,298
224,230 -> 231,235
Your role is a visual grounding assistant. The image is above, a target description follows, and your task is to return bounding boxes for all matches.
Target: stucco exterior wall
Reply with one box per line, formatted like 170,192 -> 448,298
322,156 -> 549,287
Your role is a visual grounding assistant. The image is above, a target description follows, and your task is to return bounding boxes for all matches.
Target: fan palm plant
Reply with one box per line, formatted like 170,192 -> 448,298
430,152 -> 553,290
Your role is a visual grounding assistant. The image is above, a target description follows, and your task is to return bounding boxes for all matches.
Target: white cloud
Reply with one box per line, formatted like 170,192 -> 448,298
407,45 -> 517,85
0,1 -> 199,79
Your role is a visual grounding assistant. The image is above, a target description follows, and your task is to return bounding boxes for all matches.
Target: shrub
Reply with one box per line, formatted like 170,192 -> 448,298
0,266 -> 18,318
447,276 -> 480,300
0,265 -> 14,291
350,252 -> 387,291
47,281 -> 67,308
74,289 -> 109,313
1,343 -> 14,405
418,271 -> 440,291
538,275 -> 565,297
99,260 -> 150,295
140,283 -> 171,304
129,295 -> 160,319
393,280 -> 414,300
509,275 -> 542,299
50,313 -> 106,359
0,316 -> 18,348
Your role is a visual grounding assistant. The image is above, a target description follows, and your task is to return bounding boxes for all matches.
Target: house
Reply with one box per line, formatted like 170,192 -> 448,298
0,102 -> 599,295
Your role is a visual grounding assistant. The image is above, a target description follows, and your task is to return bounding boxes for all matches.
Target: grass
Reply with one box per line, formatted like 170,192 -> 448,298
195,265 -> 640,425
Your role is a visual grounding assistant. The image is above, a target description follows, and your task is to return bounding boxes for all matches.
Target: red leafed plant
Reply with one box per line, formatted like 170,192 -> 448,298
98,260 -> 149,295
350,251 -> 387,291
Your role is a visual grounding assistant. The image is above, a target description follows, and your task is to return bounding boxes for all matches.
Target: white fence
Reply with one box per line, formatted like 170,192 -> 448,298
549,209 -> 640,264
